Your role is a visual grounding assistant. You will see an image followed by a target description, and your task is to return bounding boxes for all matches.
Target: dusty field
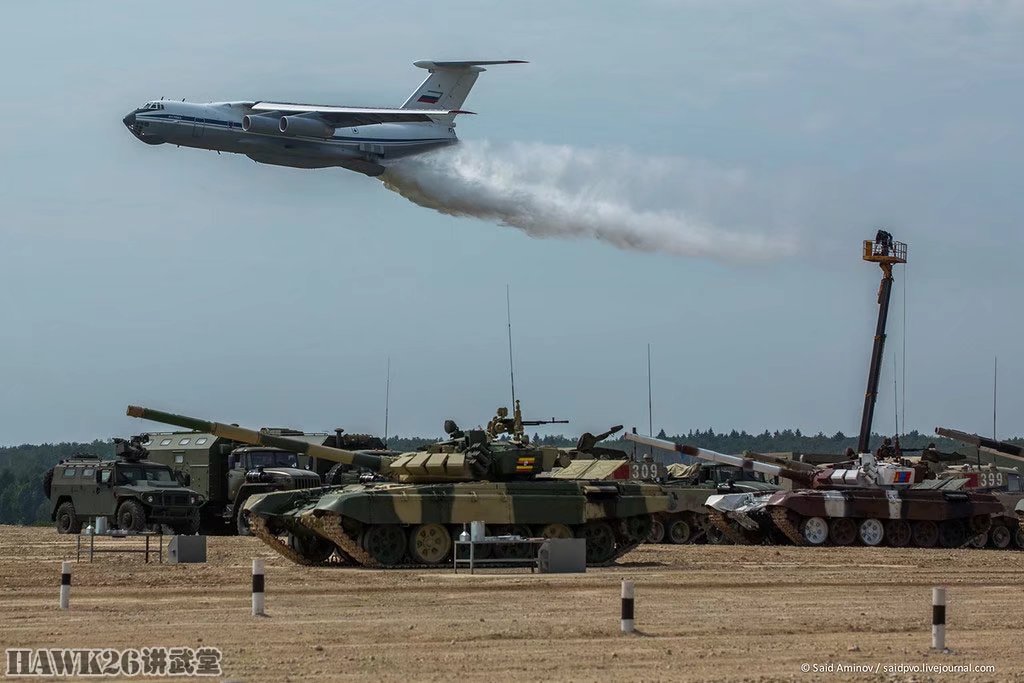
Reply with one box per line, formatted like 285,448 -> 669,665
1,526 -> 1023,682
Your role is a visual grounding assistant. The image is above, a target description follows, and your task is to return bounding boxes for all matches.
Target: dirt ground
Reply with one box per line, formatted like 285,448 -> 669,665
2,526 -> 1023,682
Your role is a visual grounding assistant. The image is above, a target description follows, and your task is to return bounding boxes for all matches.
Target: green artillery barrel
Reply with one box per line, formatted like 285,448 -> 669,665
126,405 -> 392,474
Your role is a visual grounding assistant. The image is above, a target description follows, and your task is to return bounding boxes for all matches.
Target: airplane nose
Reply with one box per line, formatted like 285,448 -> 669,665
122,112 -> 136,128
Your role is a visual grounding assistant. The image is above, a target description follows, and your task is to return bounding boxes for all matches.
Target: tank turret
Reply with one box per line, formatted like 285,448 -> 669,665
127,405 -> 571,483
625,433 -> 918,490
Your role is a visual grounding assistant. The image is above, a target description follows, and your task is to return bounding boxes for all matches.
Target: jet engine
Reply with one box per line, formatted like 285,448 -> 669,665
241,115 -> 281,134
279,115 -> 335,139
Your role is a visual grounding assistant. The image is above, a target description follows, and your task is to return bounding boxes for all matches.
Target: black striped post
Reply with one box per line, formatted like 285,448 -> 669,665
931,587 -> 946,650
252,558 -> 265,616
621,580 -> 635,633
59,561 -> 71,610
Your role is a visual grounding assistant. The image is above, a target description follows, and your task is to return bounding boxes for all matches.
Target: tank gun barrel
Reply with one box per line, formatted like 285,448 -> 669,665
126,405 -> 393,474
935,426 -> 1024,463
624,433 -> 815,486
520,418 -> 569,427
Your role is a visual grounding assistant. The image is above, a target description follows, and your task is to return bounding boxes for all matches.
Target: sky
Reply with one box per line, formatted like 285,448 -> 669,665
1,1 -> 1023,445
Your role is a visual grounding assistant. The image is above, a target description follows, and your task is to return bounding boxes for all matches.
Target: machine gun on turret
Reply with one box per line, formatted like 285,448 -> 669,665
113,434 -> 150,462
485,400 -> 568,443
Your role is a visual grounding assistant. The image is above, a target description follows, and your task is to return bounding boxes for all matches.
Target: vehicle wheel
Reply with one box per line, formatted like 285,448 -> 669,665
858,518 -> 884,546
912,520 -> 939,548
800,517 -> 829,545
938,520 -> 966,548
173,509 -> 201,535
968,531 -> 988,549
408,524 -> 452,565
1015,526 -> 1024,549
577,521 -> 617,564
829,518 -> 857,546
988,524 -> 1010,549
885,520 -> 912,547
236,510 -> 252,536
494,524 -> 533,559
55,502 -> 81,534
537,523 -> 574,539
620,515 -> 652,543
288,533 -> 336,563
360,525 -> 407,565
116,500 -> 147,532
647,519 -> 666,544
705,524 -> 728,545
667,519 -> 693,544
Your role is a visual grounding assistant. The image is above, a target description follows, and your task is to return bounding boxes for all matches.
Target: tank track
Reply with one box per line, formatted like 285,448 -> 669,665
707,510 -> 754,545
261,513 -> 650,569
249,516 -> 325,566
769,507 -> 806,545
767,508 -> 989,549
300,513 -> 378,567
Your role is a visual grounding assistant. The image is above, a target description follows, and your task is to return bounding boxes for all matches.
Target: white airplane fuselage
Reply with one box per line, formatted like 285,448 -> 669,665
122,100 -> 457,176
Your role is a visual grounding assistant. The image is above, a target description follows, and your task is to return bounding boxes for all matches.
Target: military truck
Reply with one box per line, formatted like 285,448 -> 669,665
43,436 -> 204,534
143,430 -> 330,534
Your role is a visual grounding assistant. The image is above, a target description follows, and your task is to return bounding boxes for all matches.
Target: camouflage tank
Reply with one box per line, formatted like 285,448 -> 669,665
932,428 -> 1024,549
645,463 -> 781,545
127,403 -> 668,567
627,433 -> 1003,548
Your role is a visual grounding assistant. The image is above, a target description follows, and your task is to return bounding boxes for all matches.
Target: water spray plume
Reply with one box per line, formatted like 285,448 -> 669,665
380,141 -> 796,262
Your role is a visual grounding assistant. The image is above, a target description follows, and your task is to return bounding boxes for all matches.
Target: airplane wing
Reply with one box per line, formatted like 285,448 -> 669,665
251,102 -> 473,127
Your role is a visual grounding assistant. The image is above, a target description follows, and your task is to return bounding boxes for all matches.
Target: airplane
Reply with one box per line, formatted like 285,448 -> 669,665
121,59 -> 525,177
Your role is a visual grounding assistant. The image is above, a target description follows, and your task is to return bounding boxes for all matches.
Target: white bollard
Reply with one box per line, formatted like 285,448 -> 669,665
252,558 -> 265,616
932,587 -> 946,650
620,580 -> 635,634
59,561 -> 71,610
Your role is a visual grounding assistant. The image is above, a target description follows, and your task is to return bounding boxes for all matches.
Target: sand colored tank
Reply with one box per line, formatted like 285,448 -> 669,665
128,404 -> 668,567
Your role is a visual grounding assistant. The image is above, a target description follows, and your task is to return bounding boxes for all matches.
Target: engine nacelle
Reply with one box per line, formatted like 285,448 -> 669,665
241,114 -> 280,134
279,115 -> 335,139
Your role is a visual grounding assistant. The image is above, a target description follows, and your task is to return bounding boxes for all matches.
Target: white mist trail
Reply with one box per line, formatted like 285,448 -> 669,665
379,141 -> 798,262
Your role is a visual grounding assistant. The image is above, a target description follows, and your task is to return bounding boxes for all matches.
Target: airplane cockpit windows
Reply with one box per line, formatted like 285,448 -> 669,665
140,102 -> 165,111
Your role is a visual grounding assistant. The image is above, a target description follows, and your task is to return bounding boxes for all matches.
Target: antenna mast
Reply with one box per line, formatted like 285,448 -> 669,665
647,344 -> 654,437
506,285 -> 516,407
993,356 -> 998,440
384,357 -> 391,448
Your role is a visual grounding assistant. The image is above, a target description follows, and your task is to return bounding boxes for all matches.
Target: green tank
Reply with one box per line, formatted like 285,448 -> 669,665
127,403 -> 668,567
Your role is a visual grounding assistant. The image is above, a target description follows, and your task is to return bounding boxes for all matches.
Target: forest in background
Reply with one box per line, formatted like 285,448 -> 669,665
2,429 -> 1016,526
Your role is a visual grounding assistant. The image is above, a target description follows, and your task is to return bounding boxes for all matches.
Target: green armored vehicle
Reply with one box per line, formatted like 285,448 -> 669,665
143,430 -> 326,534
127,402 -> 669,567
43,435 -> 204,534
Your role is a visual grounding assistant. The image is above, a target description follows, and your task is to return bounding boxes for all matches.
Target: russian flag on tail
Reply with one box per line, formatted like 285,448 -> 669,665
417,90 -> 443,104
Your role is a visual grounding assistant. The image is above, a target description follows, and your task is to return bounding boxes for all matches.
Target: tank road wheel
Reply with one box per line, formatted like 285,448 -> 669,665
1014,527 -> 1024,550
360,525 -> 407,565
968,531 -> 988,549
938,520 -> 966,549
706,524 -> 729,545
578,521 -> 617,564
620,515 -> 653,543
116,500 -> 147,532
912,520 -> 939,548
288,533 -> 336,563
55,502 -> 82,534
646,519 -> 666,544
828,518 -> 857,546
408,524 -> 452,565
884,520 -> 911,547
800,517 -> 829,545
537,523 -> 574,539
858,518 -> 885,547
667,518 -> 693,544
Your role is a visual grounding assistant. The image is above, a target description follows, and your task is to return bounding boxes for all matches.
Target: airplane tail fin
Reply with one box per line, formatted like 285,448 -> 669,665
401,60 -> 526,111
